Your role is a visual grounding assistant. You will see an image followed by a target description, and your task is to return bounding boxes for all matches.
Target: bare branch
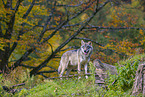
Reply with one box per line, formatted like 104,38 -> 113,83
11,83 -> 25,88
47,73 -> 98,79
56,1 -> 89,7
2,0 -> 6,7
62,23 -> 81,28
12,48 -> 34,69
19,64 -> 36,68
46,65 -> 57,71
60,46 -> 79,52
22,0 -> 35,19
2,83 -> 25,94
74,37 -> 125,56
41,20 -> 69,44
37,14 -> 53,42
37,70 -> 56,74
30,0 -> 110,76
14,0 -> 23,12
38,1 -> 56,43
41,0 -> 96,44
0,23 -> 3,37
38,73 -> 48,78
74,37 -> 104,46
48,42 -> 54,53
11,1 -> 55,68
69,0 -> 95,21
85,26 -> 145,30
97,0 -> 99,8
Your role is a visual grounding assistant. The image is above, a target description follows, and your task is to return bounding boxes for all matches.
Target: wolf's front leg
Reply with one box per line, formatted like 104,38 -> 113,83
78,62 -> 81,79
84,63 -> 88,79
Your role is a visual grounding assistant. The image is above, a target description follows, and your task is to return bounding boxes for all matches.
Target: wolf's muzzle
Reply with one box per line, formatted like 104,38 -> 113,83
84,50 -> 89,55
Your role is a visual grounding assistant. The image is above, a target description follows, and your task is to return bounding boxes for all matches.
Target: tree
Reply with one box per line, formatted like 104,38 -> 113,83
0,0 -> 110,76
0,0 -> 144,78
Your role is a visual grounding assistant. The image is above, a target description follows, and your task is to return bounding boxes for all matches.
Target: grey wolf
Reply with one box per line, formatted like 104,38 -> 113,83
58,40 -> 93,79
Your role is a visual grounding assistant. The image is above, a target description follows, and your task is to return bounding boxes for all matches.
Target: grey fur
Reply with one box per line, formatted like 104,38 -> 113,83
58,40 -> 93,78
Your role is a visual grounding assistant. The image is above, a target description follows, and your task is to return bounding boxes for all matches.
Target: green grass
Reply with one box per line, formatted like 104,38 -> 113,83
13,77 -> 134,97
1,54 -> 145,96
14,77 -> 98,97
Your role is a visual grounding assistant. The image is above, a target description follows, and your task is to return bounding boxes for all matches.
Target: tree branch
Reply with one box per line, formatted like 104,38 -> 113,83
74,37 -> 104,46
38,73 -> 48,78
37,14 -> 53,43
46,65 -> 57,71
2,0 -> 6,7
60,46 -> 79,52
22,0 -> 35,19
0,23 -> 3,37
74,37 -> 125,56
37,70 -> 56,74
30,0 -> 110,76
9,0 -> 37,65
14,0 -> 23,12
11,1 -> 55,68
56,1 -> 89,7
12,0 -> 95,65
69,0 -> 95,21
41,0 -> 95,44
12,48 -> 34,69
46,73 -> 98,79
85,26 -> 145,30
19,64 -> 36,68
37,1 -> 56,43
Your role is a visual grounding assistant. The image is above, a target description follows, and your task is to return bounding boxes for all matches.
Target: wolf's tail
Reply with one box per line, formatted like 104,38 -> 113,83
58,63 -> 62,74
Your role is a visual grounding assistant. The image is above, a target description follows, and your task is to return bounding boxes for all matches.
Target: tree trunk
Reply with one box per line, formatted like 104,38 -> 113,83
0,44 -> 11,73
0,0 -> 13,73
132,63 -> 145,96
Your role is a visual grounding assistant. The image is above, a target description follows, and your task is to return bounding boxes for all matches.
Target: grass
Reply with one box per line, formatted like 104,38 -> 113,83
14,77 -> 99,97
14,77 -> 134,97
1,54 -> 145,96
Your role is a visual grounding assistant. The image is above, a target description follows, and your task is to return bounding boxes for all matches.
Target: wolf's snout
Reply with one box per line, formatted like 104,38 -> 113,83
84,50 -> 89,53
84,50 -> 89,55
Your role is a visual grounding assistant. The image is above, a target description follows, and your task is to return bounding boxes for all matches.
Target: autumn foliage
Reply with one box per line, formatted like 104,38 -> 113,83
0,0 -> 145,78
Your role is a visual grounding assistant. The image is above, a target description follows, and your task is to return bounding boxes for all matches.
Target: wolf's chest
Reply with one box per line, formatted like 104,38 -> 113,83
80,55 -> 88,64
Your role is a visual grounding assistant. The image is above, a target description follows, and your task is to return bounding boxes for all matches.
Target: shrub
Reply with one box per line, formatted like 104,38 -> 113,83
107,54 -> 145,92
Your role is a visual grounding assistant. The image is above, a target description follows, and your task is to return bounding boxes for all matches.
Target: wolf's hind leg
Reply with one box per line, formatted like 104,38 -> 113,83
59,66 -> 66,78
59,60 -> 69,79
65,66 -> 73,76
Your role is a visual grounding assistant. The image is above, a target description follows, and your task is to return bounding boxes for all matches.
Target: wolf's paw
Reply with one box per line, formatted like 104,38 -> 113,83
78,76 -> 81,79
85,76 -> 88,79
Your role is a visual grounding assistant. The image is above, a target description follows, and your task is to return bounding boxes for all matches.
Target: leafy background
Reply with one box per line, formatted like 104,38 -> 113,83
0,0 -> 145,96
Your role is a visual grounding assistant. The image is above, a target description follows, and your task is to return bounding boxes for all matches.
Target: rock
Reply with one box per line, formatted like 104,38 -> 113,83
93,59 -> 117,80
93,59 -> 117,75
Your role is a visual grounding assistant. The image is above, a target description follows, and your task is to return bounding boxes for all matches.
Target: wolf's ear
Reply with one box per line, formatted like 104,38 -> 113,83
88,41 -> 92,46
81,40 -> 85,45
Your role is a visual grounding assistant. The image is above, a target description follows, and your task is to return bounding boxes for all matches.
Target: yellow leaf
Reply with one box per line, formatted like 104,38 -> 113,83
139,29 -> 144,35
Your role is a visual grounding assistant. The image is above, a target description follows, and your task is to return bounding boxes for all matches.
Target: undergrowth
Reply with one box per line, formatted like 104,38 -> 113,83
1,54 -> 145,96
106,54 -> 145,95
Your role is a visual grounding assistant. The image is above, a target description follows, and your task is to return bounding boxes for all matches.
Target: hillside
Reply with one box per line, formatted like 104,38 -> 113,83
1,54 -> 145,96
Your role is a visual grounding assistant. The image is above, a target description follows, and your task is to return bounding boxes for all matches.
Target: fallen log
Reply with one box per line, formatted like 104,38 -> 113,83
131,63 -> 145,96
47,73 -> 100,79
2,83 -> 25,94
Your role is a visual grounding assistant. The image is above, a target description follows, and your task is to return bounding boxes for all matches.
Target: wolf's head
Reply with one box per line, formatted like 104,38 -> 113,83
81,40 -> 93,55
